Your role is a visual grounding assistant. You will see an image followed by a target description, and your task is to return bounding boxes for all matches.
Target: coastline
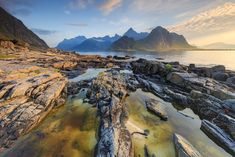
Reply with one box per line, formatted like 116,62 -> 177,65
0,41 -> 235,156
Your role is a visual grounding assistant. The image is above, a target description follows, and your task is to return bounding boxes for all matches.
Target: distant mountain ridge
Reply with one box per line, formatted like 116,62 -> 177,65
123,28 -> 148,40
57,36 -> 87,51
111,26 -> 194,51
200,42 -> 235,49
57,34 -> 121,51
56,26 -> 194,52
0,7 -> 48,48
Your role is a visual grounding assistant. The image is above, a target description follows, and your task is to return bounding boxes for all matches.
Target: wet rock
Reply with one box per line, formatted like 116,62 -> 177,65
213,113 -> 235,140
201,120 -> 235,156
113,55 -> 131,60
223,99 -> 235,113
167,72 -> 235,100
190,90 -> 204,99
87,70 -> 133,157
226,76 -> 235,85
131,59 -> 166,75
212,72 -> 229,81
173,133 -> 203,157
212,65 -> 226,73
145,99 -> 168,121
136,76 -> 170,101
164,88 -> 192,107
167,72 -> 198,87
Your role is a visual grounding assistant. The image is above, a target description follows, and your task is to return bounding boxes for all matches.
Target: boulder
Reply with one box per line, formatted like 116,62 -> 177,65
201,120 -> 235,156
166,72 -> 198,87
131,59 -> 166,75
189,65 -> 225,78
212,72 -> 229,81
173,133 -> 203,157
211,65 -> 226,73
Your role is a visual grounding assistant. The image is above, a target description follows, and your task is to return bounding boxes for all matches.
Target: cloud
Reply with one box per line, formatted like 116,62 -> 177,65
99,0 -> 123,15
31,28 -> 58,36
168,2 -> 235,38
67,23 -> 88,27
0,0 -> 35,16
68,0 -> 94,9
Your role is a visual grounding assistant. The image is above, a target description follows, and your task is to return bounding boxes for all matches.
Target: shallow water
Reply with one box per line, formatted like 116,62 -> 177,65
1,69 -> 232,157
78,50 -> 235,70
126,89 -> 231,157
1,93 -> 99,157
70,68 -> 107,82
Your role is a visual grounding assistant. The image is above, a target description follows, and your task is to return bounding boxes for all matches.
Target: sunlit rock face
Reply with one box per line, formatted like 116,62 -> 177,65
0,62 -> 67,149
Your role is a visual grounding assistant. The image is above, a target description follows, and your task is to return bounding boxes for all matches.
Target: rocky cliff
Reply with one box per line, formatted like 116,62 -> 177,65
0,7 -> 48,49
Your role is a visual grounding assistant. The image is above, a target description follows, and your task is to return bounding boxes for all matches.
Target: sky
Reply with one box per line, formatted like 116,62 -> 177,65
0,0 -> 235,47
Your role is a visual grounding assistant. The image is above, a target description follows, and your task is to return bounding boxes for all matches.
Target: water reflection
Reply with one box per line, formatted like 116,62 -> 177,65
126,89 -> 231,157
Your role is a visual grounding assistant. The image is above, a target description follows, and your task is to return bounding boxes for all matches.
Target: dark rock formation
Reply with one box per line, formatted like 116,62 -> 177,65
201,120 -> 235,156
0,7 -> 48,49
87,70 -> 136,157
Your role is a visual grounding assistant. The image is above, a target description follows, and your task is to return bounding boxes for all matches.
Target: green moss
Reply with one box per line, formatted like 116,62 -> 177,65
165,64 -> 173,72
0,54 -> 16,59
34,69 -> 41,74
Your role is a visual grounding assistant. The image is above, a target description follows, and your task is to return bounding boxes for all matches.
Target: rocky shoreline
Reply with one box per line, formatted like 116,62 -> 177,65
0,41 -> 235,156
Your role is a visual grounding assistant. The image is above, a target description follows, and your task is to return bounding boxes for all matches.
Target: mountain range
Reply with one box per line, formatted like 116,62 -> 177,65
57,26 -> 194,52
111,26 -> 194,51
0,7 -> 48,49
123,28 -> 149,40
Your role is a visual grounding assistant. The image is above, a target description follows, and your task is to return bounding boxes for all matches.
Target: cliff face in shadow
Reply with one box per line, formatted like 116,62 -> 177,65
0,7 -> 48,49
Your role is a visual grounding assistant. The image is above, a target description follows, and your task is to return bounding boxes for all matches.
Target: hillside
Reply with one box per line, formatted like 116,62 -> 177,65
0,7 -> 48,48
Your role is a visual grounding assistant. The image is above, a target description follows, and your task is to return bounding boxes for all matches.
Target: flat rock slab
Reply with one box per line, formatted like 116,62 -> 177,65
0,64 -> 67,150
173,133 -> 203,157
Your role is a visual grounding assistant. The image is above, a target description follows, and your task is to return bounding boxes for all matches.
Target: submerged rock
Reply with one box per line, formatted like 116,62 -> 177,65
201,120 -> 235,156
145,99 -> 168,121
173,133 -> 203,157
